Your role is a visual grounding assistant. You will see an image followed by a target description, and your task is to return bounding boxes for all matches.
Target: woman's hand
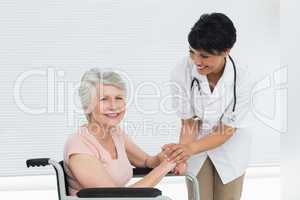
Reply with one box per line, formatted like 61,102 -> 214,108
172,162 -> 187,175
144,149 -> 170,168
160,157 -> 177,172
162,143 -> 193,164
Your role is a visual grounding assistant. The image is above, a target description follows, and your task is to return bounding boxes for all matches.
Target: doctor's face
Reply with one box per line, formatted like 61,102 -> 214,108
89,83 -> 126,127
189,47 -> 229,76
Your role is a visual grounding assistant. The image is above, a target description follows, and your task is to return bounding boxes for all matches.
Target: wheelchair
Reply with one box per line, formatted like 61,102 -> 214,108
26,158 -> 200,200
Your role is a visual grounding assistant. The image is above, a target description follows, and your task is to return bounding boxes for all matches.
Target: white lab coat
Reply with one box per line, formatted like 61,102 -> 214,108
170,56 -> 253,184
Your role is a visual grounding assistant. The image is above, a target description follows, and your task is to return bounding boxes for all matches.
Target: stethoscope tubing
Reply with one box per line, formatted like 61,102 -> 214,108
190,55 -> 237,113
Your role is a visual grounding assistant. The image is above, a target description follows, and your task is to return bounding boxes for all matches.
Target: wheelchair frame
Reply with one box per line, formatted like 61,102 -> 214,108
26,158 -> 200,200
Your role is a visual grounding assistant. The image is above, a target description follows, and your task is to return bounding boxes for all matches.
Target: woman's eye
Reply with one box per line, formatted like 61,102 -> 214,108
100,98 -> 107,101
201,55 -> 209,59
116,97 -> 123,100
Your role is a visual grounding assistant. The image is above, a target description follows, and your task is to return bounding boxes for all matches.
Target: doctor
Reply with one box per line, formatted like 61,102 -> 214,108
164,13 -> 253,200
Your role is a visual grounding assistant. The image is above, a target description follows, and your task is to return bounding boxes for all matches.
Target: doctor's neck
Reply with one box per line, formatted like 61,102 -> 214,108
207,57 -> 226,82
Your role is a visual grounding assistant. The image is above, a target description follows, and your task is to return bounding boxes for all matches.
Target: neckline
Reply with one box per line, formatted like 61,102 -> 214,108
207,58 -> 226,93
191,57 -> 231,96
83,126 -> 120,161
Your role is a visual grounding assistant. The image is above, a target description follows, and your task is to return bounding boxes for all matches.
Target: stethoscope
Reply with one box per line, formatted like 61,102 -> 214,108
190,55 -> 237,122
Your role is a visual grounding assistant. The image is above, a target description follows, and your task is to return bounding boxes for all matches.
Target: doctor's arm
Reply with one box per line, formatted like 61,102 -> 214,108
169,118 -> 200,175
167,68 -> 253,163
179,118 -> 200,144
187,123 -> 236,155
164,118 -> 199,161
165,123 -> 236,163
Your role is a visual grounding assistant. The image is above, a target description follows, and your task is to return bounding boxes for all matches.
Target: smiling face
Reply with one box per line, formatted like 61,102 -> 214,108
189,47 -> 229,76
88,83 -> 126,128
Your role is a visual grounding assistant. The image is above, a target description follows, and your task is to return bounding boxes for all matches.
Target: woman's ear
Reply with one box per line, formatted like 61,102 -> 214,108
84,89 -> 97,114
84,107 -> 92,115
84,95 -> 97,115
85,102 -> 96,115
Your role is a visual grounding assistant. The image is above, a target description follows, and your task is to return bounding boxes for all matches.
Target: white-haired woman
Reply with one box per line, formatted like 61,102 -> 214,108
63,68 -> 176,196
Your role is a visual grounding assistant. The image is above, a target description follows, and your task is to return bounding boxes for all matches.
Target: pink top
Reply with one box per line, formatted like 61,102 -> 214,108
63,125 -> 133,196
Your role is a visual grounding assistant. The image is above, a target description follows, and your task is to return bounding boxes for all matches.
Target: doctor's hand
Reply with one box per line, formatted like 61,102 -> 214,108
162,143 -> 193,164
156,149 -> 169,163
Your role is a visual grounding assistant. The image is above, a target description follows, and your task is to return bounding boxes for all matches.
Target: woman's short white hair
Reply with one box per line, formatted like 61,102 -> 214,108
78,68 -> 126,121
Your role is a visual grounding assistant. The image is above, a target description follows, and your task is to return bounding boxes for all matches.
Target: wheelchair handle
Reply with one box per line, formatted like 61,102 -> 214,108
26,158 -> 50,167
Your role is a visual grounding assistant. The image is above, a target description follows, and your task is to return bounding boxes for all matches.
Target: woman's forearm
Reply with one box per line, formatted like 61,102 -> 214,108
145,155 -> 160,168
130,162 -> 174,187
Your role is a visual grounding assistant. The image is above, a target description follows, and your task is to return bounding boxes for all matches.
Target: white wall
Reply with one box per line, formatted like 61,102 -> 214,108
0,0 -> 280,177
281,0 -> 300,199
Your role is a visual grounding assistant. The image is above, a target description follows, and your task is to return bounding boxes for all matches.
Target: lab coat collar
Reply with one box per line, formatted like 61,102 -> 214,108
222,56 -> 235,87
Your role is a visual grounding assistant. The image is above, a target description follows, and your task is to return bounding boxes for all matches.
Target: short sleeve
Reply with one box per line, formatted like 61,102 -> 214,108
64,135 -> 96,164
170,57 -> 195,119
221,66 -> 255,128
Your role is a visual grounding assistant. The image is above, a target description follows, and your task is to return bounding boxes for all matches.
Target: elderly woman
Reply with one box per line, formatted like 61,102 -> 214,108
63,68 -> 176,196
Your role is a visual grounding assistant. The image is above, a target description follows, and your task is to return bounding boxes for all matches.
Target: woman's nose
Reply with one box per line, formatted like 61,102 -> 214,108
109,100 -> 116,109
108,99 -> 118,110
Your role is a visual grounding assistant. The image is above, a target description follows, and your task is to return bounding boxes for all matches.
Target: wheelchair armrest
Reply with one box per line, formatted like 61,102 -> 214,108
133,167 -> 174,177
77,187 -> 162,198
26,158 -> 50,167
133,167 -> 153,176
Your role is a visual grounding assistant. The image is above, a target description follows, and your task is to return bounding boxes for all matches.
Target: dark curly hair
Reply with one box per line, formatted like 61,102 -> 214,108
188,13 -> 236,54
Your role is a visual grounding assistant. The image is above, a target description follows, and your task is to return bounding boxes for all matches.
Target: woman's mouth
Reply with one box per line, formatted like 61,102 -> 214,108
104,113 -> 120,119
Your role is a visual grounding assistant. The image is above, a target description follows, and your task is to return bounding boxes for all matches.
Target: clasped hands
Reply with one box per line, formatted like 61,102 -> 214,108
158,143 -> 193,175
